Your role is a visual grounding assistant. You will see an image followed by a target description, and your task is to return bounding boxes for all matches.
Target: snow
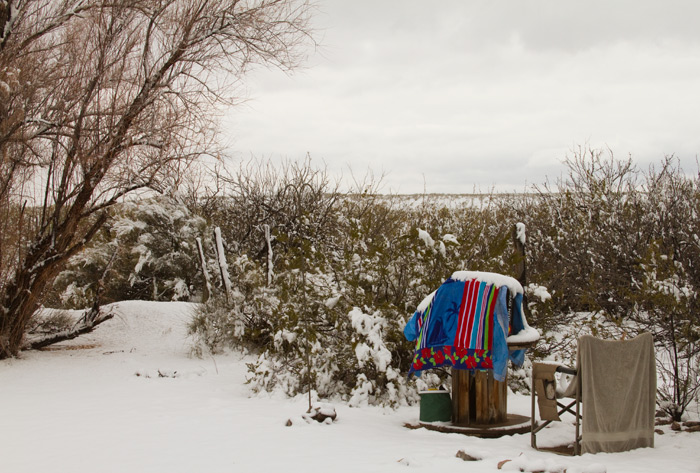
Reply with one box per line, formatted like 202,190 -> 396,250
442,234 -> 459,245
451,270 -> 524,295
527,283 -> 552,302
1,301 -> 699,473
416,290 -> 437,313
273,330 -> 297,352
325,294 -> 341,309
516,222 -> 527,245
355,342 -> 372,366
506,326 -> 541,344
349,307 -> 393,372
417,228 -> 435,248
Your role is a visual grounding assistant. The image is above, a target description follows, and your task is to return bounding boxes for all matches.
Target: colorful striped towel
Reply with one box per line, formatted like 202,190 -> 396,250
404,273 -> 527,379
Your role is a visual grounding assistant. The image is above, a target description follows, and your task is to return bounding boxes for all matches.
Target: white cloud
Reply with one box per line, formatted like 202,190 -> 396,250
222,0 -> 700,193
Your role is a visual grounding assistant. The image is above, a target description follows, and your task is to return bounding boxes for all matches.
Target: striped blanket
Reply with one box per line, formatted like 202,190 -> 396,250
404,274 -> 525,380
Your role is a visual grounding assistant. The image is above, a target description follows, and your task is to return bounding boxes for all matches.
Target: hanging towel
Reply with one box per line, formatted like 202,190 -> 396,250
577,333 -> 656,454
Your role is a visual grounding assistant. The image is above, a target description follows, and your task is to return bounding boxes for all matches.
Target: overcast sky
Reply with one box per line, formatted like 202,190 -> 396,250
222,0 -> 700,194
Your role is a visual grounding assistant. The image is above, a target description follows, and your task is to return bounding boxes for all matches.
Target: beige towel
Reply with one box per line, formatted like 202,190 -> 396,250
533,363 -> 561,421
577,333 -> 656,454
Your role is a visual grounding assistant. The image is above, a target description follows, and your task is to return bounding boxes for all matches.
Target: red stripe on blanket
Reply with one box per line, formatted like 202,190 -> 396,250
463,279 -> 480,347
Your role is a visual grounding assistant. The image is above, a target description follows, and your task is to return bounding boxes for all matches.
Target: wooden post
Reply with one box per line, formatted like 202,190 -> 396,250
512,222 -> 527,286
196,237 -> 212,303
452,368 -> 508,426
512,222 -> 532,325
213,227 -> 232,302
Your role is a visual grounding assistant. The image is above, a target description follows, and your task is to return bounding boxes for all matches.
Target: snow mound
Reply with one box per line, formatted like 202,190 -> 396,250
60,300 -> 198,356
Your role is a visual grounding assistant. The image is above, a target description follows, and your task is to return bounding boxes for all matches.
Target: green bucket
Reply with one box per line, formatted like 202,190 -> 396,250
419,390 -> 452,423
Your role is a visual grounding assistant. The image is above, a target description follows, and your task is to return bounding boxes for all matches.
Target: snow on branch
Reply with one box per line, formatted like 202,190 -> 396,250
23,306 -> 114,351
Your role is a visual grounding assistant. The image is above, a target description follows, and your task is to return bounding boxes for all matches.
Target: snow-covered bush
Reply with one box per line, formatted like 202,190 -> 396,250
630,168 -> 700,421
189,254 -> 278,356
514,150 -> 700,417
47,196 -> 207,307
49,153 -> 700,414
191,161 -> 520,406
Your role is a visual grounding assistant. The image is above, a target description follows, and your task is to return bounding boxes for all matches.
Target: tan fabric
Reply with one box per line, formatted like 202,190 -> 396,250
533,363 -> 561,421
577,333 -> 656,454
559,370 -> 579,399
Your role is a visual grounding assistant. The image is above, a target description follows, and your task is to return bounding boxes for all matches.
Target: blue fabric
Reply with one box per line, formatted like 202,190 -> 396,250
491,288 -> 510,381
404,279 -> 464,349
404,277 -> 529,380
403,311 -> 419,342
508,292 -> 526,366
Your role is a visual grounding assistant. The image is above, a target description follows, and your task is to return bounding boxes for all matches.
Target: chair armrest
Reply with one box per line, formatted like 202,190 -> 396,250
555,366 -> 577,376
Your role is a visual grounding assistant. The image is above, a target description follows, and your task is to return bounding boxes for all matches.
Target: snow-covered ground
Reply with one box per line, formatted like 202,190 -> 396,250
1,301 -> 698,473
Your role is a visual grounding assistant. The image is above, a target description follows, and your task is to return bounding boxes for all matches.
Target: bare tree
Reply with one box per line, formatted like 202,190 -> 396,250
0,0 -> 313,359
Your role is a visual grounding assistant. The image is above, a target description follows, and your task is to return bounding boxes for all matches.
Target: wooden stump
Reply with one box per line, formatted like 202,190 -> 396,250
451,368 -> 507,426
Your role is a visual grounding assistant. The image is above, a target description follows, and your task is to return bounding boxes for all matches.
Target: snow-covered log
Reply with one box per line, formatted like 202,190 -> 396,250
22,306 -> 114,351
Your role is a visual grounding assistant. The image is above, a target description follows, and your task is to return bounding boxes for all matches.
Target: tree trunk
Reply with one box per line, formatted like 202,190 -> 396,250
1,244 -> 68,358
18,245 -> 116,353
0,211 -> 107,359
